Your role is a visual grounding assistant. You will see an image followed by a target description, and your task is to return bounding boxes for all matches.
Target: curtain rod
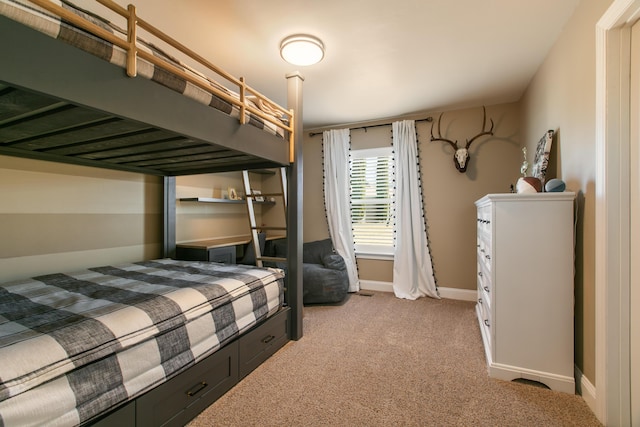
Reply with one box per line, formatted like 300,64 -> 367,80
308,116 -> 433,137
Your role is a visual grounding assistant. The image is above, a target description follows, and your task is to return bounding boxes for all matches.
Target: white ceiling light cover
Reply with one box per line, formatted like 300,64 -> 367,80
280,34 -> 324,66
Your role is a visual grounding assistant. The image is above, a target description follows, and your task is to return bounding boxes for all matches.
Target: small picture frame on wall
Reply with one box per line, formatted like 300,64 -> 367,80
228,187 -> 239,200
532,130 -> 554,186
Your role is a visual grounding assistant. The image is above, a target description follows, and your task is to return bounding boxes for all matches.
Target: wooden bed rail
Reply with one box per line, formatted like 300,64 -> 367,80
26,0 -> 295,160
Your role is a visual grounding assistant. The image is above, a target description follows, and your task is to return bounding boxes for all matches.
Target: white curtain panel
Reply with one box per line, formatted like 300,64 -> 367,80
392,120 -> 439,300
323,129 -> 360,292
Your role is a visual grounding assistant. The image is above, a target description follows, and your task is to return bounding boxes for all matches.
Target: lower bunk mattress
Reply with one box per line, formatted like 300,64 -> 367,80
0,259 -> 285,426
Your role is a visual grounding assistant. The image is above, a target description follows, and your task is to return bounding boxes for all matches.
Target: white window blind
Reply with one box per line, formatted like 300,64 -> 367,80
350,147 -> 394,255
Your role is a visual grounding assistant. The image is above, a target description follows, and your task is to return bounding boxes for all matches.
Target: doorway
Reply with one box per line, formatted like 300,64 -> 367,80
595,1 -> 640,425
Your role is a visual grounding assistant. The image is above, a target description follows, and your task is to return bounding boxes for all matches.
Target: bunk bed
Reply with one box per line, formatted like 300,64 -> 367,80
0,0 -> 304,425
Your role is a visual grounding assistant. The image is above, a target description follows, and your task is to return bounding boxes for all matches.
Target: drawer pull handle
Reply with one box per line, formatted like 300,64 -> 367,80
478,298 -> 482,304
186,381 -> 208,397
483,286 -> 490,293
484,319 -> 490,327
485,255 -> 491,260
262,335 -> 276,344
478,272 -> 483,277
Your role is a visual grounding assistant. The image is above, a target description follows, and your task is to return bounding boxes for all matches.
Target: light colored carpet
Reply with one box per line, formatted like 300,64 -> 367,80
189,291 -> 601,426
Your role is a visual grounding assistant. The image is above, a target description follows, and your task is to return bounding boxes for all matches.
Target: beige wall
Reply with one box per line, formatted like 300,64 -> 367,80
519,0 -> 614,386
176,172 -> 248,242
304,102 -> 522,289
0,155 -> 163,282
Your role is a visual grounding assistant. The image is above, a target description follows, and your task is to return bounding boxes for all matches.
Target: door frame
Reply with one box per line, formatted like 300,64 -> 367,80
630,18 -> 640,426
595,0 -> 639,425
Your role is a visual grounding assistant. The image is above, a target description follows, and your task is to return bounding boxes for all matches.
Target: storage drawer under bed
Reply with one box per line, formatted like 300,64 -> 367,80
91,308 -> 291,426
239,307 -> 291,379
136,341 -> 239,427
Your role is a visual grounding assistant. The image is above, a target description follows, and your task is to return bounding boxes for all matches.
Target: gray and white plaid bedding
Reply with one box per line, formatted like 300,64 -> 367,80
0,259 -> 285,426
0,0 -> 288,139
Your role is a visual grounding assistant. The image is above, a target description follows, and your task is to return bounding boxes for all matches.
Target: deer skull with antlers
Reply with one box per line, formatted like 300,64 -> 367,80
431,106 -> 494,173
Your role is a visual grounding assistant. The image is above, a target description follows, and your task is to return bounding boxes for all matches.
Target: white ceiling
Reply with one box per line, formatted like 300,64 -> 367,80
103,0 -> 581,129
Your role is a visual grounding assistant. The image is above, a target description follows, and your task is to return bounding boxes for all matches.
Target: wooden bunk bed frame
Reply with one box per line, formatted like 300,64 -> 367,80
0,0 -> 304,425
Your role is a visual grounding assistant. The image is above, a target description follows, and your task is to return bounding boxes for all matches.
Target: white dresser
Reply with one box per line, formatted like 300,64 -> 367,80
475,192 -> 576,393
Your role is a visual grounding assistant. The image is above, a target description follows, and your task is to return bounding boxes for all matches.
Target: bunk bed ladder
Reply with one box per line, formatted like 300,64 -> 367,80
242,168 -> 287,268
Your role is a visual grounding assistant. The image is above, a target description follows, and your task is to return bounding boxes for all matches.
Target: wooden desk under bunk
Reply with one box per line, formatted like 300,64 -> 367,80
176,235 -> 285,263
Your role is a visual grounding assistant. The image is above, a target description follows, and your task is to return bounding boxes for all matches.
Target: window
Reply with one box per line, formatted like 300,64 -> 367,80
350,147 -> 394,256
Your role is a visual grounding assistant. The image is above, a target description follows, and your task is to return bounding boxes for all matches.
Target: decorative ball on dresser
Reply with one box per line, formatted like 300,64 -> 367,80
545,178 -> 566,192
516,176 -> 542,193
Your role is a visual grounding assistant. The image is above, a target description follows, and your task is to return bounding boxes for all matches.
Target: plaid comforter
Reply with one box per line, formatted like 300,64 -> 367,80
0,259 -> 284,426
0,0 -> 287,139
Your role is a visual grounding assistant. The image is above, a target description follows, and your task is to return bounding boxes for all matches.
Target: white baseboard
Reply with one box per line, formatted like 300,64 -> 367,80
359,280 -> 393,293
359,280 -> 476,302
575,365 -> 597,414
438,287 -> 477,301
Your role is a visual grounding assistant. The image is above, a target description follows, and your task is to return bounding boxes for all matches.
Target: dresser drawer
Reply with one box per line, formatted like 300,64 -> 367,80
477,239 -> 491,268
238,307 -> 290,379
136,341 -> 238,427
477,260 -> 491,294
476,205 -> 492,234
477,287 -> 491,335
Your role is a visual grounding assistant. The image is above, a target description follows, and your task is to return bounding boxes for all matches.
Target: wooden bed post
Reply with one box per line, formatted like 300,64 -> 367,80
286,72 -> 304,340
163,176 -> 176,259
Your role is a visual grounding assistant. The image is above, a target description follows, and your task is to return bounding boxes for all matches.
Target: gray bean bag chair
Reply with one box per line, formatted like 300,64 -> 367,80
264,238 -> 349,304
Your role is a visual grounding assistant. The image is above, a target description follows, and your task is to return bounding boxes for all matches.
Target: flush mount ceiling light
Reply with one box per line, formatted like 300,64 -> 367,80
280,34 -> 324,66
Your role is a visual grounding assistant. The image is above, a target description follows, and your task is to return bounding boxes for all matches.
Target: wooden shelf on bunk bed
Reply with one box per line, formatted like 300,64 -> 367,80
92,307 -> 291,427
179,197 -> 276,205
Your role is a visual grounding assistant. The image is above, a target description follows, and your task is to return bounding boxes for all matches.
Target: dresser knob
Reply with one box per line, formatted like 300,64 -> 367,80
484,319 -> 490,327
483,286 -> 490,293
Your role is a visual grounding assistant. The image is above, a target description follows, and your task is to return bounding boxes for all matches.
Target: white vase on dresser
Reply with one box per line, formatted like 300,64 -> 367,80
475,192 -> 576,393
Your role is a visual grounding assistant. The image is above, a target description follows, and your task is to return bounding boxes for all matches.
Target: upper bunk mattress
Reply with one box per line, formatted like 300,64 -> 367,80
0,259 -> 284,425
0,0 -> 288,139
